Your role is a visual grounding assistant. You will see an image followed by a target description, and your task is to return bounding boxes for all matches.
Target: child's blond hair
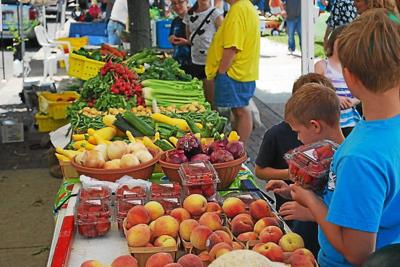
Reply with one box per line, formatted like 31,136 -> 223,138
366,0 -> 399,13
337,8 -> 400,93
292,73 -> 335,94
285,83 -> 340,128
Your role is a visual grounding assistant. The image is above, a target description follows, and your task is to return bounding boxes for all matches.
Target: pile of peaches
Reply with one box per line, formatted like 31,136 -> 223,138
122,193 -> 315,266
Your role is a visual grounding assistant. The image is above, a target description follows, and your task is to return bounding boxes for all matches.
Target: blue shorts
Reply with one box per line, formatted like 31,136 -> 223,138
214,73 -> 256,108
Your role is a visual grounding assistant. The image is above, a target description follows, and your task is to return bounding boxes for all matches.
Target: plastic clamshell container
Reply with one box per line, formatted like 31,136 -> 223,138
284,139 -> 338,192
150,183 -> 181,198
75,198 -> 112,238
178,161 -> 220,201
78,186 -> 112,204
116,184 -> 147,202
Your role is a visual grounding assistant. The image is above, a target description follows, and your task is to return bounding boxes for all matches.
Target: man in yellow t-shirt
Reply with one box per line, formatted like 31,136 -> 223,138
205,0 -> 260,143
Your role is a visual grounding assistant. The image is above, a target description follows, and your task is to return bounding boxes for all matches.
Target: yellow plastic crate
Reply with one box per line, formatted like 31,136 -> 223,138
35,113 -> 69,133
68,52 -> 105,80
38,91 -> 80,119
56,36 -> 89,52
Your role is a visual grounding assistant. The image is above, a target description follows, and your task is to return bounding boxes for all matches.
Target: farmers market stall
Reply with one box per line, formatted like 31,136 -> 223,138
46,47 -> 326,267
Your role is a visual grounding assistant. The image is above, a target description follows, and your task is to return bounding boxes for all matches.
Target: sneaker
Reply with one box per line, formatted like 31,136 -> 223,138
288,50 -> 294,55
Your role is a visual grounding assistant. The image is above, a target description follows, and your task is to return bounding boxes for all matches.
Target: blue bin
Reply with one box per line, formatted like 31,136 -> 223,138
69,22 -> 107,39
156,19 -> 173,49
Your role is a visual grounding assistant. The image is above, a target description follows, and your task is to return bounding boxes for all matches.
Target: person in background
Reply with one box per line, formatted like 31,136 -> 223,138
269,0 -> 282,14
253,0 -> 266,14
257,73 -> 335,257
169,0 -> 192,73
323,0 -> 357,50
291,9 -> 400,266
88,0 -> 102,21
315,26 -> 361,137
105,0 -> 115,22
354,0 -> 399,14
280,0 -> 302,55
184,0 -> 223,109
107,0 -> 127,45
205,0 -> 260,144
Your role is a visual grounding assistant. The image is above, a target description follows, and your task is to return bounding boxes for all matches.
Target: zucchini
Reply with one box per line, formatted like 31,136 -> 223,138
123,112 -> 155,136
154,139 -> 175,151
187,119 -> 201,134
113,115 -> 143,137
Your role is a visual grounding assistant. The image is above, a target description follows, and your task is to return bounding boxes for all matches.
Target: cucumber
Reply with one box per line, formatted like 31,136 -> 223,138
122,112 -> 155,136
113,115 -> 143,137
154,139 -> 175,151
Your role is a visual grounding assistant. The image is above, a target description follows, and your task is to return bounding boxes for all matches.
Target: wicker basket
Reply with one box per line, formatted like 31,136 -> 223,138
70,153 -> 160,182
123,219 -> 179,267
68,53 -> 105,80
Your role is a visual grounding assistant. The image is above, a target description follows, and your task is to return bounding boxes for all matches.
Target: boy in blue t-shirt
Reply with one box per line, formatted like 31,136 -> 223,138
290,9 -> 400,266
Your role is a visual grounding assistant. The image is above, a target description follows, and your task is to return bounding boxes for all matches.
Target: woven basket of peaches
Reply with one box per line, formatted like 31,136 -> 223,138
159,132 -> 247,189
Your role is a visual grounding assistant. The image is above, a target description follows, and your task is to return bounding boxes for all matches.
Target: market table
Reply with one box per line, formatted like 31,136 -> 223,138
46,167 -> 291,267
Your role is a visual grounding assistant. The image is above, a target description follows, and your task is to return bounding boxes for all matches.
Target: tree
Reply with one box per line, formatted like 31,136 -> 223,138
127,0 -> 152,54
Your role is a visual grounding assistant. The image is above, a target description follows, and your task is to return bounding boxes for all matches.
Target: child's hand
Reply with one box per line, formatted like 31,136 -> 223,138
265,180 -> 292,199
338,96 -> 353,109
279,201 -> 314,221
290,184 -> 319,207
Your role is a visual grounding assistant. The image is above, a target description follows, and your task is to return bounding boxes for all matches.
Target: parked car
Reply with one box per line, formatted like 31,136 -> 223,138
1,0 -> 40,39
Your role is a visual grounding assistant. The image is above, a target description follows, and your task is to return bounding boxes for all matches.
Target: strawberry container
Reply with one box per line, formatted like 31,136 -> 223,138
78,186 -> 112,205
76,198 -> 112,238
178,161 -> 220,201
284,140 -> 338,193
150,183 -> 182,213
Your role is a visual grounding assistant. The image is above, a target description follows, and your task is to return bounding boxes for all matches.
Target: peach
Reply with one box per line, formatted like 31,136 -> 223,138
206,230 -> 233,251
154,235 -> 177,247
279,232 -> 305,252
232,213 -> 253,222
254,217 -> 280,234
209,242 -> 233,261
249,199 -> 271,220
232,241 -> 244,250
206,202 -> 222,214
179,219 -> 199,241
127,224 -> 151,247
164,264 -> 183,267
127,205 -> 151,226
144,201 -> 165,221
111,255 -> 138,267
259,225 -> 283,244
288,248 -> 315,267
231,214 -> 254,236
253,242 -> 284,262
80,260 -> 104,267
183,194 -> 207,216
145,252 -> 173,267
146,243 -> 154,247
237,232 -> 258,242
199,212 -> 222,231
222,197 -> 246,218
190,225 -> 213,250
177,254 -> 203,267
170,208 -> 191,223
154,215 -> 179,238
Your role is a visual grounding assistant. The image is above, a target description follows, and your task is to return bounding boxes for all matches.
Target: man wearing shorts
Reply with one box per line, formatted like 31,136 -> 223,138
205,0 -> 260,143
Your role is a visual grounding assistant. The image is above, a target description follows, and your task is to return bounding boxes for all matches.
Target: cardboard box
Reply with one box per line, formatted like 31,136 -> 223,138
1,122 -> 24,143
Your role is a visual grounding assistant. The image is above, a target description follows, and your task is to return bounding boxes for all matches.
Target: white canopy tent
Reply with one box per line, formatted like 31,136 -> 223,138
301,0 -> 320,74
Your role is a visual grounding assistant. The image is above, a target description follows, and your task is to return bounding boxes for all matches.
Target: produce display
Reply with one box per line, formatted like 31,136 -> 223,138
73,44 -> 127,62
285,140 -> 337,193
179,161 -> 219,200
164,132 -> 244,165
125,49 -> 192,81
